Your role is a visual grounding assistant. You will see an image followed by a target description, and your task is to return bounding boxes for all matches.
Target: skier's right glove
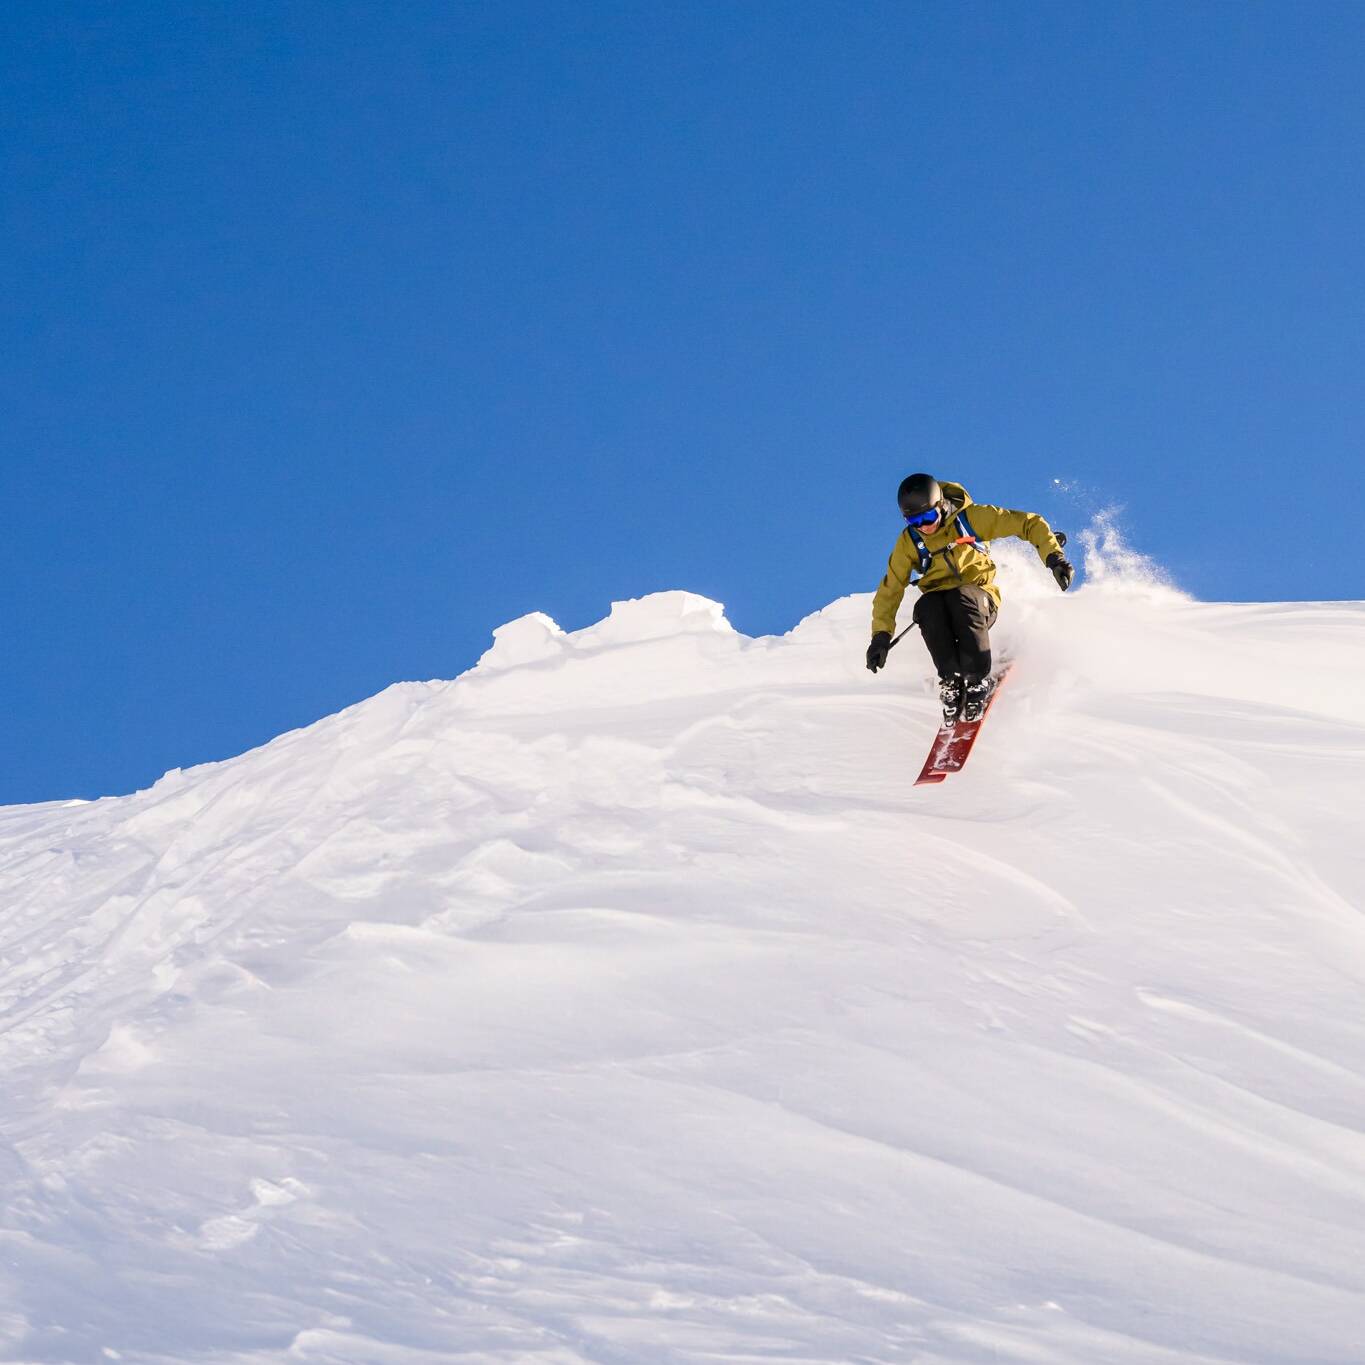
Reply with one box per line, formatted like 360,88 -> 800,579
1046,551 -> 1074,592
866,631 -> 892,672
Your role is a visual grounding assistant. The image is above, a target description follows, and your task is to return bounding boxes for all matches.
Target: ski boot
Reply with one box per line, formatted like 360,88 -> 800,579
961,674 -> 997,723
937,674 -> 964,726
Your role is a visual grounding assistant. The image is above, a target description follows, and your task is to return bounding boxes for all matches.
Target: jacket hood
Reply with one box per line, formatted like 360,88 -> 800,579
939,480 -> 972,512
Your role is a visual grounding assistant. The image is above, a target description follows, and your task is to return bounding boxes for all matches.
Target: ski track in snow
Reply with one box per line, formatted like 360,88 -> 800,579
3,540 -> 1365,1363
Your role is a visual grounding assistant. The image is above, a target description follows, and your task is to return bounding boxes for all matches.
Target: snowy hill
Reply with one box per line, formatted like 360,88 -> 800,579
3,530 -> 1365,1365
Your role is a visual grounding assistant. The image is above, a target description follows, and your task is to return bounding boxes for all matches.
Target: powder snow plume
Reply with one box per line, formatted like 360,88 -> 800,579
2,578 -> 1365,1363
1076,508 -> 1188,601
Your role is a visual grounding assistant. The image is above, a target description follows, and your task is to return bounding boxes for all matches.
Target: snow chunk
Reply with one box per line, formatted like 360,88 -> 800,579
79,1024 -> 156,1075
573,591 -> 734,648
477,594 -> 732,678
476,611 -> 566,671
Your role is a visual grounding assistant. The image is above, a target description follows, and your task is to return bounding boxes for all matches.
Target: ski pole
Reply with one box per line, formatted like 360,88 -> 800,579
887,623 -> 918,653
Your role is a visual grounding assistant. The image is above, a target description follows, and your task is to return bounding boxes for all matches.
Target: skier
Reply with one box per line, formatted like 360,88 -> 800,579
865,474 -> 1073,723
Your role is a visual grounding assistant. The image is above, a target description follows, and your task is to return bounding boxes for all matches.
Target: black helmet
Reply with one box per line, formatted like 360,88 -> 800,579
897,473 -> 942,517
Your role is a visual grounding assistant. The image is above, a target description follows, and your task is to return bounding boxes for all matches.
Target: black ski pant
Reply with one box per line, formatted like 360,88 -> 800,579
912,585 -> 998,682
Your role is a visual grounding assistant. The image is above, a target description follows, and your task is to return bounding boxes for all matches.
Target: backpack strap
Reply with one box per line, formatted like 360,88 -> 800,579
906,526 -> 932,581
953,510 -> 986,547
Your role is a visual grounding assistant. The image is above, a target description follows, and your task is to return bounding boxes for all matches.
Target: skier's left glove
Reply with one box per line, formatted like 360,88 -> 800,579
1046,551 -> 1074,591
866,631 -> 892,672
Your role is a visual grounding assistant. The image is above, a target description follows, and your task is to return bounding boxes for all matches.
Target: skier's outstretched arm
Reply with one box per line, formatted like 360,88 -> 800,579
969,505 -> 1073,590
968,504 -> 1061,560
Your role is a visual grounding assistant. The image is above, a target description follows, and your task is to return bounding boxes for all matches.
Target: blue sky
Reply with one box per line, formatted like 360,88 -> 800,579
4,1 -> 1364,804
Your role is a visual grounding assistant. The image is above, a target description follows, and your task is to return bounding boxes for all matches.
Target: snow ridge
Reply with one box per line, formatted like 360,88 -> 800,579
2,531 -> 1365,1364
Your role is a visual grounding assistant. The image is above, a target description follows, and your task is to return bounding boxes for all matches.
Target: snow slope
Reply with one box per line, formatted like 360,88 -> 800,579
3,530 -> 1365,1365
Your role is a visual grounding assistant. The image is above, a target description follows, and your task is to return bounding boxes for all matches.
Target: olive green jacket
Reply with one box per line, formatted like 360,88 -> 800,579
871,482 -> 1063,637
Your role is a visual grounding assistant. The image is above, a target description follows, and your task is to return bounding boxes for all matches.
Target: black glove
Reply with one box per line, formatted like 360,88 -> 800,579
866,631 -> 892,672
1046,551 -> 1074,591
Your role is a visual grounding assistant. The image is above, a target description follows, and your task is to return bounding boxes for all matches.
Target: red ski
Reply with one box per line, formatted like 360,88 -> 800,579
914,664 -> 1013,786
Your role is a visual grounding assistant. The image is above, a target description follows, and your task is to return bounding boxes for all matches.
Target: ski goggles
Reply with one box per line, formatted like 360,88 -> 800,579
902,506 -> 943,528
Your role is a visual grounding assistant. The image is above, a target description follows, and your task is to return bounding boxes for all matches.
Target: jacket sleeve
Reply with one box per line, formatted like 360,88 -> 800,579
871,534 -> 915,636
967,504 -> 1063,565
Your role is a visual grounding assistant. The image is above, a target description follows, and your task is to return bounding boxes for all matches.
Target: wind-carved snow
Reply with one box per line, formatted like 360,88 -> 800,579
2,527 -> 1365,1363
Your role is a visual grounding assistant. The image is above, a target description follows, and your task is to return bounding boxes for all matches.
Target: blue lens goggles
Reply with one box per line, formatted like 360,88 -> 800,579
903,506 -> 942,528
